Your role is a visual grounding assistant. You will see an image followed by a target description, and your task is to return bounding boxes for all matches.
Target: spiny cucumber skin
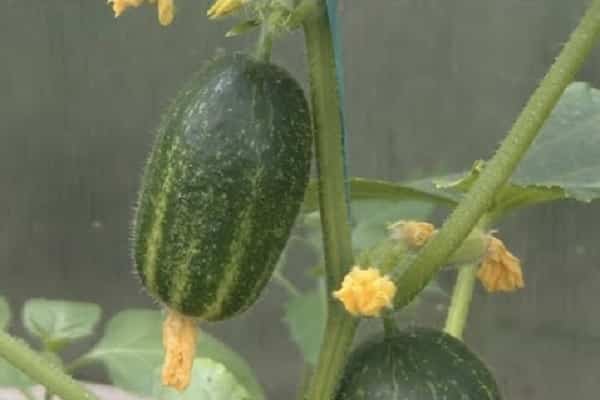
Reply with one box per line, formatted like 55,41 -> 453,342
133,53 -> 312,321
335,328 -> 502,400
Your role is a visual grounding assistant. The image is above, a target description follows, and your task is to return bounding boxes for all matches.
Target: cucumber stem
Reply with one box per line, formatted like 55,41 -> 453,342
0,330 -> 98,400
443,264 -> 477,339
382,316 -> 400,339
392,0 -> 600,311
444,215 -> 493,339
255,23 -> 273,62
301,2 -> 357,400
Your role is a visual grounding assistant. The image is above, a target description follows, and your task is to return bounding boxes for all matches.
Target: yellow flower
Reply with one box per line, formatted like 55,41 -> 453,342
207,0 -> 247,19
108,0 -> 144,17
333,267 -> 397,317
388,220 -> 436,249
161,309 -> 198,391
477,237 -> 524,292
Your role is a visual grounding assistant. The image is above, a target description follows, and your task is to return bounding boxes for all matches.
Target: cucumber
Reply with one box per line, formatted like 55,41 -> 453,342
133,53 -> 312,321
335,328 -> 502,400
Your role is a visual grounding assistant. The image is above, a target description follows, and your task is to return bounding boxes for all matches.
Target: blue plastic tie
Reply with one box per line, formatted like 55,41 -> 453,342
325,0 -> 352,222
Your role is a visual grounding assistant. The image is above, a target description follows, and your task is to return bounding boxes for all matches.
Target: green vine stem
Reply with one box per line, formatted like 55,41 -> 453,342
393,0 -> 600,310
382,316 -> 400,339
443,264 -> 477,339
302,2 -> 357,400
272,269 -> 301,297
0,330 -> 98,400
255,22 -> 273,62
444,215 -> 493,339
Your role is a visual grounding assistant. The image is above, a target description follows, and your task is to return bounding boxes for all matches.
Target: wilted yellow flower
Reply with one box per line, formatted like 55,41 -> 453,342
108,0 -> 174,26
108,0 -> 144,17
207,0 -> 247,19
388,220 -> 436,249
157,0 -> 174,26
161,309 -> 198,391
333,267 -> 397,317
477,237 -> 524,292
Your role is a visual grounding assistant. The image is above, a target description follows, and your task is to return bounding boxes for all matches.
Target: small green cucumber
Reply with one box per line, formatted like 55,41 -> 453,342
133,53 -> 312,321
335,327 -> 502,400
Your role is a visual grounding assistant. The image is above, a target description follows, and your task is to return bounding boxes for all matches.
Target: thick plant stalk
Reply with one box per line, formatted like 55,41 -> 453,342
302,2 -> 357,400
393,0 -> 600,310
0,330 -> 98,400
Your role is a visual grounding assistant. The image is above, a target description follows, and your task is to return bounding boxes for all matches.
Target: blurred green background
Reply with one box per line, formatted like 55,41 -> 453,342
2,1 -> 600,399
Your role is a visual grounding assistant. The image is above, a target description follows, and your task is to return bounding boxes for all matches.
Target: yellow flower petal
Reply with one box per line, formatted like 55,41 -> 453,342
333,266 -> 397,317
108,0 -> 145,18
157,0 -> 174,26
161,309 -> 198,391
477,237 -> 524,292
388,220 -> 436,249
207,0 -> 246,19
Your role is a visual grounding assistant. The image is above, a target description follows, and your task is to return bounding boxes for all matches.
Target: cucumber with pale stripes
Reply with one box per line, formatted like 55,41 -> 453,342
133,53 -> 312,321
335,328 -> 502,400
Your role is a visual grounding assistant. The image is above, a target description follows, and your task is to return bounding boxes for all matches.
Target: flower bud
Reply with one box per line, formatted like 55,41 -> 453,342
388,220 -> 435,249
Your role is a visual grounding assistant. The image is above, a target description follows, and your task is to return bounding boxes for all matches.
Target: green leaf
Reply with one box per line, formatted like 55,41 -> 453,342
83,310 -> 163,394
351,198 -> 436,252
86,309 -> 264,400
434,160 -> 565,217
282,284 -> 326,365
301,178 -> 448,257
225,20 -> 260,37
153,358 -> 250,400
303,177 -> 458,214
513,82 -> 600,201
199,330 -> 265,400
22,299 -> 101,349
435,82 -> 600,216
0,297 -> 10,330
301,197 -> 436,258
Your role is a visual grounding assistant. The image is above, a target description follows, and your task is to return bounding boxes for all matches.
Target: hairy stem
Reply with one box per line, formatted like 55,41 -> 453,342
382,316 -> 400,339
393,0 -> 600,310
302,2 -> 357,400
0,331 -> 98,400
444,264 -> 477,339
444,215 -> 493,339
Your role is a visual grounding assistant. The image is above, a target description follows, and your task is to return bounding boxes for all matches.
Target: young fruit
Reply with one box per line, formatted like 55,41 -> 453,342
133,53 -> 312,321
335,327 -> 502,400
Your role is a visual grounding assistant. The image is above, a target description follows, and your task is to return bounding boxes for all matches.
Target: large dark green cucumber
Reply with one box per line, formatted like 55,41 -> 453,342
133,53 -> 312,321
335,328 -> 502,400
